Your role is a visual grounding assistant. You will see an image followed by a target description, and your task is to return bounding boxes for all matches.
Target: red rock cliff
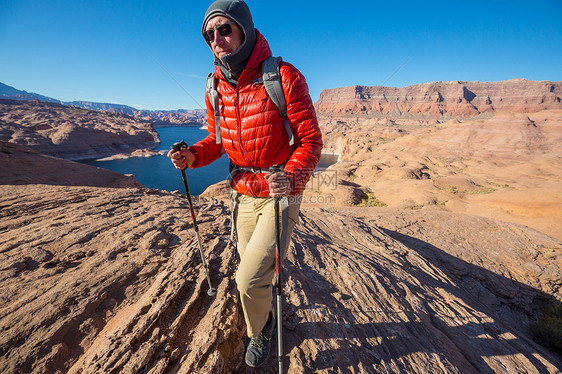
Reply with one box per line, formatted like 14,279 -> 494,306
315,79 -> 562,118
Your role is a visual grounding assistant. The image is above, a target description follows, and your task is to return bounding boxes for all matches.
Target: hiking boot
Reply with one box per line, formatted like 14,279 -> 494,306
245,311 -> 275,367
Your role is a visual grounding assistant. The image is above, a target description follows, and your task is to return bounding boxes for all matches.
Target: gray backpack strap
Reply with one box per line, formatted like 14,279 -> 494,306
206,73 -> 221,144
262,56 -> 295,146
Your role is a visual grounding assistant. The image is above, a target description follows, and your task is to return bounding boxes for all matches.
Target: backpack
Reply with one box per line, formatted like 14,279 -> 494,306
206,56 -> 295,146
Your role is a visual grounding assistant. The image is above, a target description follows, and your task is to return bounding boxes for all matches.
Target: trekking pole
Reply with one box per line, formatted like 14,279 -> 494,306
171,140 -> 217,297
270,164 -> 284,373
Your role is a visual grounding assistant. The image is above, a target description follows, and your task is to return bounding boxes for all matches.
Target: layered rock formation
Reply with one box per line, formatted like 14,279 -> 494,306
66,105 -> 207,127
131,109 -> 207,127
0,99 -> 160,160
315,79 -> 562,118
313,79 -> 562,241
313,109 -> 562,240
1,141 -> 561,373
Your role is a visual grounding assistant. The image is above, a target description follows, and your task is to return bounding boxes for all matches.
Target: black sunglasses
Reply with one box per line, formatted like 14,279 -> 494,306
203,22 -> 236,42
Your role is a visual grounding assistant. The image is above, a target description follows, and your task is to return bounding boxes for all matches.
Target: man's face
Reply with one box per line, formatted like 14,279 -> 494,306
205,16 -> 244,59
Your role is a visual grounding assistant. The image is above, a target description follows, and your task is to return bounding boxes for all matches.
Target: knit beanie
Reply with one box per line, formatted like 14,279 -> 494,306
202,0 -> 257,81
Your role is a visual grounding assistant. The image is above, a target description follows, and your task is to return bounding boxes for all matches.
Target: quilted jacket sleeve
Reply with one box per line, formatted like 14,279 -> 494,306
280,62 -> 323,195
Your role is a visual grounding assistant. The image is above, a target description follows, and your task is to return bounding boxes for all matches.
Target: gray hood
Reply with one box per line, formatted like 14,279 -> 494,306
202,0 -> 257,81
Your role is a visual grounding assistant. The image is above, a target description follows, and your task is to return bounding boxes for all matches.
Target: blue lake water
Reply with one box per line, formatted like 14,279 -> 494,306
81,127 -> 230,195
80,126 -> 337,195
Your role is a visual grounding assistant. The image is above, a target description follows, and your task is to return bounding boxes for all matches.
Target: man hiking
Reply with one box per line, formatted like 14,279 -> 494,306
168,0 -> 322,367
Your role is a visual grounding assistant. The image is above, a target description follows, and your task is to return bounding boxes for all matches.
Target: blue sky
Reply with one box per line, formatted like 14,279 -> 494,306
1,0 -> 561,110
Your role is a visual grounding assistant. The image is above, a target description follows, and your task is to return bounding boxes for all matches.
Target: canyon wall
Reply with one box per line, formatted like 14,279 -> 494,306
315,79 -> 562,118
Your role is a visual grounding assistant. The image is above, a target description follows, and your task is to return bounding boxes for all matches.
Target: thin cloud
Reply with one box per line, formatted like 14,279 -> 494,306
175,72 -> 206,80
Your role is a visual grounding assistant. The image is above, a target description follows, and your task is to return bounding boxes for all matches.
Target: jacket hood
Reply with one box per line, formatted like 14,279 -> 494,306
202,0 -> 256,79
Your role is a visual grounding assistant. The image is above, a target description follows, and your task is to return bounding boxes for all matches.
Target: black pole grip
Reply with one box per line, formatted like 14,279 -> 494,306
171,140 -> 188,153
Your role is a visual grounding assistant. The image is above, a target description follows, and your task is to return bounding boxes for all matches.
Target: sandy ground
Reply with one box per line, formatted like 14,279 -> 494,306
314,110 -> 562,241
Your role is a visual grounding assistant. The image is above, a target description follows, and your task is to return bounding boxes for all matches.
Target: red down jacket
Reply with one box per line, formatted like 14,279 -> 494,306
188,30 -> 323,197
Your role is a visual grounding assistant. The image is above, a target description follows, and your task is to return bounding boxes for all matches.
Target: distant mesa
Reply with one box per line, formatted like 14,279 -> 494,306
63,101 -> 139,114
0,82 -> 206,127
315,79 -> 562,118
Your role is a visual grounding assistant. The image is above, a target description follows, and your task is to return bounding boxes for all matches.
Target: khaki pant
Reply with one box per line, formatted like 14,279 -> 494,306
232,191 -> 301,338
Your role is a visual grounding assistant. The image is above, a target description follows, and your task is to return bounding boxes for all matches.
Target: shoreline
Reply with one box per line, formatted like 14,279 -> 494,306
50,142 -> 161,162
94,149 -> 168,161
